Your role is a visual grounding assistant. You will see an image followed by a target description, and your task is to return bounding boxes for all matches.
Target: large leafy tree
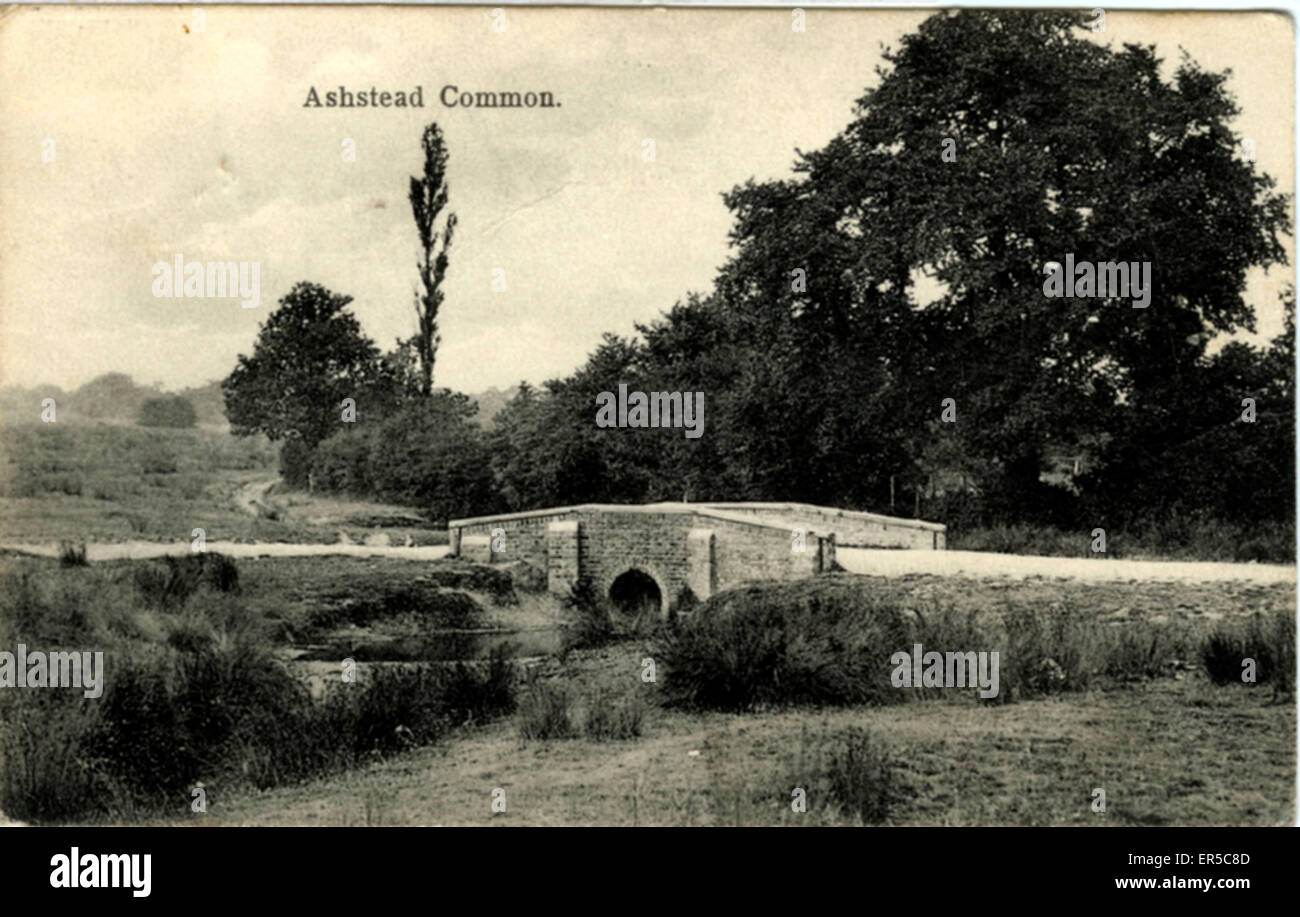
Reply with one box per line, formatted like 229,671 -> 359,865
222,282 -> 386,459
722,9 -> 1289,506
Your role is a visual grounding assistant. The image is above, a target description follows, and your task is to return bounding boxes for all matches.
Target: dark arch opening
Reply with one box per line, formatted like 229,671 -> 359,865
608,569 -> 663,622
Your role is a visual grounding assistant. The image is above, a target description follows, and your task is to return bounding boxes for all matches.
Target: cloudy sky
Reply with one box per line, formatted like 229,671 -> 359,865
0,6 -> 1292,394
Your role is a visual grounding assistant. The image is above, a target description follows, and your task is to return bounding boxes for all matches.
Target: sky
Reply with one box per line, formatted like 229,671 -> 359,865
0,5 -> 1293,394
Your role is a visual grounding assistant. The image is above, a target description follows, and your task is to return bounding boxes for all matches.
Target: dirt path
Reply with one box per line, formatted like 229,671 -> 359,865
0,540 -> 451,561
233,478 -> 278,517
837,547 -> 1296,584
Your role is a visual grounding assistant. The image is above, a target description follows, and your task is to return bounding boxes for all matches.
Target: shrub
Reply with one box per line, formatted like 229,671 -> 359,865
1201,610 -> 1295,695
83,657 -> 202,807
517,680 -> 576,741
671,586 -> 699,621
560,575 -> 617,656
579,688 -> 646,741
138,450 -> 180,474
1098,620 -> 1193,682
0,691 -> 109,822
135,398 -> 196,429
436,647 -> 518,726
132,553 -> 240,610
997,601 -> 1100,699
0,556 -> 521,821
516,680 -> 645,743
657,576 -> 911,711
58,541 -> 88,567
820,726 -> 901,825
775,724 -> 902,825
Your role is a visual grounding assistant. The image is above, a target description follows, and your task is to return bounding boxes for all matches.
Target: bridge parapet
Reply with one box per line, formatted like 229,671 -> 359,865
447,502 -> 942,615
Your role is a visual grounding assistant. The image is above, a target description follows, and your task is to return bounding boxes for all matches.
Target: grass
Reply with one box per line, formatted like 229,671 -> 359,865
951,518 -> 1295,564
771,724 -> 901,824
0,421 -> 449,546
517,680 -> 578,741
517,679 -> 647,742
655,577 -> 913,711
658,575 -> 1292,709
160,643 -> 1294,827
1200,611 -> 1296,695
0,553 -> 519,823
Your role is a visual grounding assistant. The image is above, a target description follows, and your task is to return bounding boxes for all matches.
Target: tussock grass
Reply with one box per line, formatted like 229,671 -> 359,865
659,575 -> 1229,711
516,678 -> 646,742
0,557 -> 516,823
1200,611 -> 1295,696
655,577 -> 912,711
57,541 -> 88,567
951,519 -> 1295,564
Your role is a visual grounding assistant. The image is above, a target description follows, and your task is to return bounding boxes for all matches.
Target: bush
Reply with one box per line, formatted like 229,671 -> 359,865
310,397 -> 500,523
132,553 -> 240,610
950,518 -> 1296,564
517,680 -> 576,741
776,724 -> 902,825
820,726 -> 901,825
560,576 -> 617,656
84,656 -> 205,805
516,680 -> 643,742
58,541 -> 88,567
1097,620 -> 1193,682
1200,610 -> 1295,695
436,647 -> 518,726
657,576 -> 912,711
997,602 -> 1100,699
1,640 -> 518,820
0,691 -> 110,822
579,688 -> 646,741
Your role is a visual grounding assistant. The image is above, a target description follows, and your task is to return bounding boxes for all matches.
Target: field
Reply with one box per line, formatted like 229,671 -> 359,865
0,422 -> 446,546
166,659 -> 1293,827
180,573 -> 1289,828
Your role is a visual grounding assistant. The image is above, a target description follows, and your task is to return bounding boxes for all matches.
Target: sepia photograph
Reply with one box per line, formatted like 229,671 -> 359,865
0,1 -> 1294,889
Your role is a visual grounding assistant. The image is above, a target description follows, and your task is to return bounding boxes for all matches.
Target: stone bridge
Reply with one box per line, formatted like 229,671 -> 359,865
449,502 -> 945,617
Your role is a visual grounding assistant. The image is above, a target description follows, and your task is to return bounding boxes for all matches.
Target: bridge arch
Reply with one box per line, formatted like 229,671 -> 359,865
606,566 -> 667,621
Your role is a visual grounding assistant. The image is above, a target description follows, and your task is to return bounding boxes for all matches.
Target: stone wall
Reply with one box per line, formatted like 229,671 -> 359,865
448,501 -> 938,616
702,502 -> 946,549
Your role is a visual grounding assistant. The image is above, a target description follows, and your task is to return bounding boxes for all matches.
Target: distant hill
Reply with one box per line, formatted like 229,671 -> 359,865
0,384 -> 68,425
2,374 -> 514,430
177,380 -> 229,428
469,386 -> 517,429
0,373 -> 228,429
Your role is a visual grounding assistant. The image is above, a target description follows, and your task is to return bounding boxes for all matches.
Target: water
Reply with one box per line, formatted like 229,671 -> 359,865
293,626 -> 564,664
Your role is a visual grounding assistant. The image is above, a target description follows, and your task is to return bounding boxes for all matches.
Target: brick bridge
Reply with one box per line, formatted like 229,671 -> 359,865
449,502 -> 945,617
